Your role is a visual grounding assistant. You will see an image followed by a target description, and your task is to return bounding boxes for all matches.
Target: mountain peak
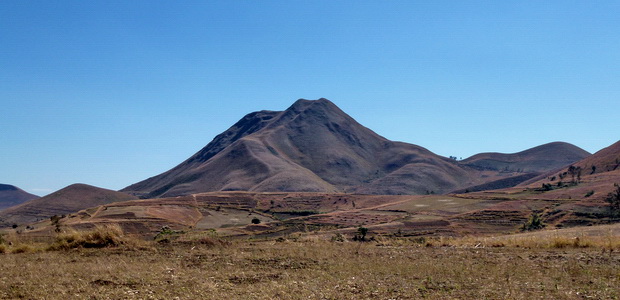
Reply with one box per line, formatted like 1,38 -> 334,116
288,98 -> 337,112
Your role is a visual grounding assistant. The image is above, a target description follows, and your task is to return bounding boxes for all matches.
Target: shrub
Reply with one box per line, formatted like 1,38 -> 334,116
251,217 -> 261,224
48,224 -> 126,250
584,190 -> 595,198
154,226 -> 183,243
353,226 -> 369,241
541,183 -> 553,191
521,213 -> 545,231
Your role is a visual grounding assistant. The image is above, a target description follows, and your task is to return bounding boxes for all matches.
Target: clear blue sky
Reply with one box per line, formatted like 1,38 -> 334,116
2,1 -> 619,196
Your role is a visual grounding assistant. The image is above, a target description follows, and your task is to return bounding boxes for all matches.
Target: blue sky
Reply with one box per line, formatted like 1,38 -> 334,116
2,1 -> 619,195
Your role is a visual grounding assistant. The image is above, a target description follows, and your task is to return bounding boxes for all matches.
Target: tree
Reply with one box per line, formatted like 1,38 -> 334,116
567,165 -> 582,184
251,217 -> 261,224
353,226 -> 369,241
606,183 -> 620,216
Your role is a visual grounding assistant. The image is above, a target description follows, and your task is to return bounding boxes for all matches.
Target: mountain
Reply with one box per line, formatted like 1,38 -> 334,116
461,142 -> 591,173
123,99 -> 469,197
123,98 -> 589,198
0,183 -> 137,227
0,184 -> 39,211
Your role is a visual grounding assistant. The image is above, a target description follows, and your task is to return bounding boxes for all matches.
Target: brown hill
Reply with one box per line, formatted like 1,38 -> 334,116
566,140 -> 620,175
462,142 -> 590,173
518,140 -> 620,200
0,184 -> 39,211
0,183 -> 137,227
122,99 -> 589,198
520,140 -> 620,187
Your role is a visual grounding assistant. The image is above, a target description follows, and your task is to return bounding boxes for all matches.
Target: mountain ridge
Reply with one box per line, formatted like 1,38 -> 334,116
122,98 -> 590,198
0,183 -> 137,227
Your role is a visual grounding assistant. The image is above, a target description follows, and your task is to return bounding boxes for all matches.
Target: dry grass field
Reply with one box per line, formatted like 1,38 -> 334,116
1,226 -> 619,299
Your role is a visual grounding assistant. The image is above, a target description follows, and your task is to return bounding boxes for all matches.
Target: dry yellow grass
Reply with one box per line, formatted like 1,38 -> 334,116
1,230 -> 619,299
422,233 -> 620,250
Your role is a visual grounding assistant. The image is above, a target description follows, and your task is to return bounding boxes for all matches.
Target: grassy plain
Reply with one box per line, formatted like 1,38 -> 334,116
1,227 -> 619,299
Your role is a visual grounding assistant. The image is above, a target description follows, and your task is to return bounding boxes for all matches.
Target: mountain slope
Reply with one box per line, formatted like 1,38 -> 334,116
0,184 -> 39,211
520,140 -> 620,187
569,140 -> 620,174
0,183 -> 137,226
122,99 -> 590,198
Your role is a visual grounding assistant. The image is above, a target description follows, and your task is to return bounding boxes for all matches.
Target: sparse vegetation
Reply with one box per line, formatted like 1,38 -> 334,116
0,233 -> 618,299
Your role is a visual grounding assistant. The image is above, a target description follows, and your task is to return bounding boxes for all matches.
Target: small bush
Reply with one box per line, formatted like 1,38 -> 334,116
584,190 -> 595,198
251,217 -> 261,224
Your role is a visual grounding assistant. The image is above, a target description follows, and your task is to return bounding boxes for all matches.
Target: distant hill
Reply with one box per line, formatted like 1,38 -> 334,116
462,142 -> 591,173
0,184 -> 39,211
0,183 -> 137,227
122,98 -> 590,198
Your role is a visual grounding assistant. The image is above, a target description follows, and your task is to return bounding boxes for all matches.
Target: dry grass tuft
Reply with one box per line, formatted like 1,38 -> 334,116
9,244 -> 39,254
47,224 -> 151,251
